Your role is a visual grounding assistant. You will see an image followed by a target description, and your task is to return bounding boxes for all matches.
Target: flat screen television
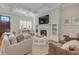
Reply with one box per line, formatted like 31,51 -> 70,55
39,15 -> 49,24
0,15 -> 10,36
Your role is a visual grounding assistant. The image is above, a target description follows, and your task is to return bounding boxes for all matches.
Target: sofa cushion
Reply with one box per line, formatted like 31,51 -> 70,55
16,33 -> 24,42
61,40 -> 79,51
9,33 -> 17,45
23,33 -> 31,39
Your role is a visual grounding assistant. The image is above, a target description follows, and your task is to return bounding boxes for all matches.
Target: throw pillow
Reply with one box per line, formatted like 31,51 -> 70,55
61,40 -> 79,51
9,33 -> 17,45
23,33 -> 31,39
16,33 -> 24,42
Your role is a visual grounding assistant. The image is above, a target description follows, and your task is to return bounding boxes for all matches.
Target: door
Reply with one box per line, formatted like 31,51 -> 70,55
0,15 -> 10,36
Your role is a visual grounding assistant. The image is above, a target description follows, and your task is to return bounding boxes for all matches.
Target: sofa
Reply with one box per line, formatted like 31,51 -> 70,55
48,40 -> 79,55
0,32 -> 32,55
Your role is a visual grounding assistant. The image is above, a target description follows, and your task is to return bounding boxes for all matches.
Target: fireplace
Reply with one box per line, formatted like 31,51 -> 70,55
40,30 -> 47,36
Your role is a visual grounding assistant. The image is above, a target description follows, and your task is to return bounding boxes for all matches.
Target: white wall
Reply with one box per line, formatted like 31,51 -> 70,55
35,4 -> 79,42
36,7 -> 60,42
50,7 -> 60,41
60,4 -> 79,40
34,4 -> 79,42
0,9 -> 34,33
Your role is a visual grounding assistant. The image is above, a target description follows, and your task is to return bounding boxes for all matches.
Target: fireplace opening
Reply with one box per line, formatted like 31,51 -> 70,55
40,30 -> 47,36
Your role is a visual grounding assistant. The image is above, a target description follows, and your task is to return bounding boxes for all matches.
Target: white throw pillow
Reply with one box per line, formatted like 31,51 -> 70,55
0,35 -> 10,54
9,33 -> 17,45
2,35 -> 10,47
61,40 -> 79,51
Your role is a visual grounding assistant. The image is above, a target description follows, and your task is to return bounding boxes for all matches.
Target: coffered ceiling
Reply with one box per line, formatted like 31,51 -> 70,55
0,3 -> 78,16
0,3 -> 61,13
19,3 -> 61,13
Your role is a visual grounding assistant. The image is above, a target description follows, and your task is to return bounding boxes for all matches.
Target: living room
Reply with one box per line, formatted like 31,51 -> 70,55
0,3 -> 79,55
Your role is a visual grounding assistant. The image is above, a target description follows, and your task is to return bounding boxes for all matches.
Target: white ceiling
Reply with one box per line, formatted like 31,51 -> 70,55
0,3 -> 61,13
0,3 -> 78,16
19,3 -> 61,13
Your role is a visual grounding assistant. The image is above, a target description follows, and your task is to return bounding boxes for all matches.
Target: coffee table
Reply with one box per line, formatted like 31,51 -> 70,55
33,38 -> 48,45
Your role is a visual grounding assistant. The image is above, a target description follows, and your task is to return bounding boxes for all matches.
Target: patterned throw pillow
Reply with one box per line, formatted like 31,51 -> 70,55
16,33 -> 24,42
61,40 -> 79,51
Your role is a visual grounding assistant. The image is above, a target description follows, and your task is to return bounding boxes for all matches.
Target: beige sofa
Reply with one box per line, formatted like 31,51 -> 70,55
0,34 -> 32,55
6,39 -> 32,55
48,40 -> 79,55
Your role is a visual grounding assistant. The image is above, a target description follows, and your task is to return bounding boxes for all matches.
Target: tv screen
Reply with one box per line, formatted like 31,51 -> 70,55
39,15 -> 49,24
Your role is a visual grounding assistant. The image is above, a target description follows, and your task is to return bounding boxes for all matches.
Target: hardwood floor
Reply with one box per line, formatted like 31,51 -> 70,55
28,44 -> 48,55
32,45 -> 48,55
0,37 -> 3,46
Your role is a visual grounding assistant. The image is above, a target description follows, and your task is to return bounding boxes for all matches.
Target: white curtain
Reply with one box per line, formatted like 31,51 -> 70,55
19,20 -> 32,30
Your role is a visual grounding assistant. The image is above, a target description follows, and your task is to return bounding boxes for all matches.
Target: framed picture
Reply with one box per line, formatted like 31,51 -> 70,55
52,24 -> 57,35
63,17 -> 72,25
72,16 -> 79,25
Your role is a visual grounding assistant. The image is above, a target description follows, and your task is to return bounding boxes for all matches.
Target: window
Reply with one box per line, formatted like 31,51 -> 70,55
19,20 -> 32,29
0,16 -> 10,22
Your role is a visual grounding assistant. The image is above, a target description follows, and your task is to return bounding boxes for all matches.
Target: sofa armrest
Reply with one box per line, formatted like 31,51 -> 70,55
68,51 -> 79,55
5,39 -> 32,55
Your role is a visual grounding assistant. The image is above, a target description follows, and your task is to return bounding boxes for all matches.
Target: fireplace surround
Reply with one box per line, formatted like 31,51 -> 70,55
40,30 -> 47,36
